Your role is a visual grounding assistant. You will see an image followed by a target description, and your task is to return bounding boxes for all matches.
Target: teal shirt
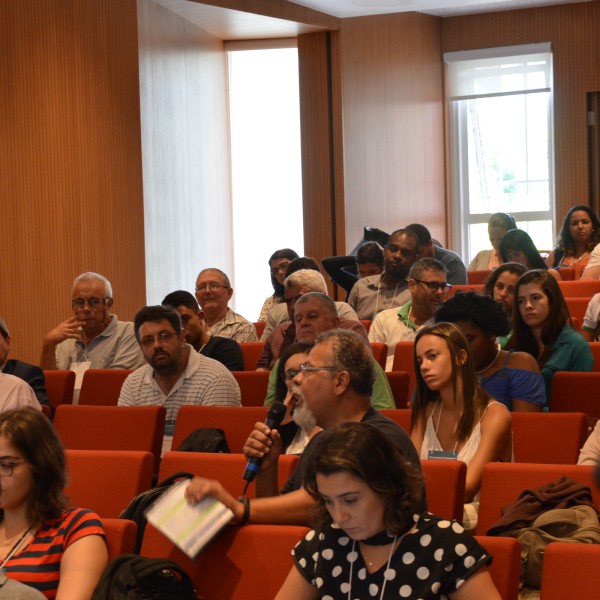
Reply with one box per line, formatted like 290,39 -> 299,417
542,324 -> 593,403
264,359 -> 395,409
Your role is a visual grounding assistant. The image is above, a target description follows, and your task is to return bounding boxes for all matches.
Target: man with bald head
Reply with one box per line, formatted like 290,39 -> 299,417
195,268 -> 257,343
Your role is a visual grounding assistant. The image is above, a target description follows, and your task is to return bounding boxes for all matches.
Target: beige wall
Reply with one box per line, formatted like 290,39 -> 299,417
0,0 -> 146,364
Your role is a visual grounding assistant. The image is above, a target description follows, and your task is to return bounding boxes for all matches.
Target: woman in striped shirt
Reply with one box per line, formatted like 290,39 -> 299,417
0,408 -> 107,599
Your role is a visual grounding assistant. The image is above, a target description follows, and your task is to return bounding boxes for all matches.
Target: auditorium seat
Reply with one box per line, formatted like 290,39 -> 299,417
446,284 -> 484,298
421,459 -> 466,522
511,412 -> 588,464
549,372 -> 600,419
370,341 -> 388,369
467,269 -> 492,284
171,405 -> 268,453
476,463 -> 598,535
78,368 -> 132,406
474,536 -> 520,600
43,370 -> 75,414
379,409 -> 411,433
385,371 -> 410,408
239,342 -> 265,370
54,405 -> 165,473
589,342 -> 600,371
564,297 -> 589,327
159,451 -> 299,499
558,279 -> 600,298
231,370 -> 271,406
253,321 -> 266,338
141,523 -> 309,600
65,449 -> 153,518
391,341 -> 416,396
101,518 -> 138,560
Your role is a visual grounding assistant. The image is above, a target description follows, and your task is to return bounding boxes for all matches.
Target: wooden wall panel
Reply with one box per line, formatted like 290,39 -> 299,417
0,0 -> 145,364
442,1 -> 600,233
137,0 -> 232,305
338,13 -> 446,249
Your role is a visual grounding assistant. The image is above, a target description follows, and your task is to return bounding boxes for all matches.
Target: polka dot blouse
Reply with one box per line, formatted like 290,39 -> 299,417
292,512 -> 492,599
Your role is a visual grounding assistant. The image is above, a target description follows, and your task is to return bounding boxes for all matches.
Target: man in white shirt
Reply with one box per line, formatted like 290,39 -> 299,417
368,258 -> 448,370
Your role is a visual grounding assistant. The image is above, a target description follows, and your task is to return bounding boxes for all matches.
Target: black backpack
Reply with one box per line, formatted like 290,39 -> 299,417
92,554 -> 198,599
176,428 -> 230,453
120,472 -> 194,553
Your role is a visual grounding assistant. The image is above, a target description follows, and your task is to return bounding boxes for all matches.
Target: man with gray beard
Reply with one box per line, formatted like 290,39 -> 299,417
184,329 -> 423,525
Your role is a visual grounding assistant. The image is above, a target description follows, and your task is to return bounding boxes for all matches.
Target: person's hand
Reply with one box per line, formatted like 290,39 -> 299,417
242,422 -> 282,472
281,389 -> 299,425
44,316 -> 86,345
184,477 -> 243,521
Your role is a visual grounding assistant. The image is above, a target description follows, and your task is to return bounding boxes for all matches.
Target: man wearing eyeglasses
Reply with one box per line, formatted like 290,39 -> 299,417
369,258 -> 449,370
40,272 -> 144,371
194,268 -> 258,343
119,305 -> 241,452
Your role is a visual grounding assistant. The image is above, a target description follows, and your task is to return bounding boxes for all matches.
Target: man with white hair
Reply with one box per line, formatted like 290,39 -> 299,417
40,272 -> 144,370
256,269 -> 367,370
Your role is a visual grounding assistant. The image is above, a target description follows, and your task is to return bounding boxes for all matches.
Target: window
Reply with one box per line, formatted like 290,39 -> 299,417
446,44 -> 554,262
226,42 -> 304,321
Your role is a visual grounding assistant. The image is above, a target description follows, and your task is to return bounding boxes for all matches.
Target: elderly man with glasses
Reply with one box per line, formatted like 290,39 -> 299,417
368,258 -> 449,370
194,268 -> 257,343
40,272 -> 144,371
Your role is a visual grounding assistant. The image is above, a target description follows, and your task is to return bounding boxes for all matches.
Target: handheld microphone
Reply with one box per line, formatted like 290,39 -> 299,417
242,401 -> 287,484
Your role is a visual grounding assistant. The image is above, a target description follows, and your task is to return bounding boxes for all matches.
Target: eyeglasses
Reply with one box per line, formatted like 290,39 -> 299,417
283,369 -> 299,382
195,283 -> 228,293
299,364 -> 344,377
0,459 -> 26,477
270,262 -> 291,276
72,297 -> 109,309
139,331 -> 178,348
413,279 -> 451,293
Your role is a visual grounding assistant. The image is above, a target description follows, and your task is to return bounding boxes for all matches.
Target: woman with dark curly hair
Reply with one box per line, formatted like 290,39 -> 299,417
506,269 -> 593,401
547,205 -> 600,279
0,408 -> 106,599
276,422 -> 500,599
435,292 -> 545,412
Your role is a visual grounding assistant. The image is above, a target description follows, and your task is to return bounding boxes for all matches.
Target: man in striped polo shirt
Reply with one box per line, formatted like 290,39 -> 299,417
118,305 -> 241,453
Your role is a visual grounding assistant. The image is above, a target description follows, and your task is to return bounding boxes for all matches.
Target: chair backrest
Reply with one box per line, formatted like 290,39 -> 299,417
467,269 -> 492,284
78,369 -> 133,406
239,342 -> 265,371
476,463 -> 598,535
421,459 -> 466,522
474,536 -> 521,600
539,541 -> 600,600
565,297 -> 590,327
556,266 -> 575,281
557,279 -> 600,298
359,319 -> 372,333
171,405 -> 268,453
379,409 -> 411,434
511,412 -> 588,464
369,341 -> 388,370
589,342 -> 600,372
159,451 -> 299,499
65,450 -> 154,518
446,283 -> 484,298
43,370 -> 75,412
231,370 -> 270,406
385,371 -> 410,408
54,405 -> 165,472
101,518 -> 138,559
141,523 -> 309,600
549,372 -> 600,418
391,341 -> 416,396
253,321 -> 266,338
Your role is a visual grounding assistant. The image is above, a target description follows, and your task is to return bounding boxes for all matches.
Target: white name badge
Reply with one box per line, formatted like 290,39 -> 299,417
428,450 -> 458,460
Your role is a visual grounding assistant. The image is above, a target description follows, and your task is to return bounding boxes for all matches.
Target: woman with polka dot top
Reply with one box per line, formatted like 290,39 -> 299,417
275,422 -> 500,599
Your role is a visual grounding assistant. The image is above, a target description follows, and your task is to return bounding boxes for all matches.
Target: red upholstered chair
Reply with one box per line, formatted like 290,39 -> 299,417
253,321 -> 266,338
159,451 -> 299,499
385,371 -> 410,408
43,370 -> 75,413
54,405 -> 165,473
556,266 -> 575,281
78,369 -> 132,406
239,342 -> 265,371
446,284 -> 484,298
101,518 -> 138,559
467,269 -> 492,284
539,541 -> 600,600
65,450 -> 153,518
549,372 -> 600,419
369,341 -> 388,370
589,342 -> 600,372
511,412 -> 588,464
231,370 -> 270,406
379,409 -> 411,434
391,341 -> 416,397
359,319 -> 372,333
171,405 -> 268,453
141,523 -> 309,600
476,463 -> 598,535
474,536 -> 521,600
421,459 -> 466,522
558,279 -> 600,298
